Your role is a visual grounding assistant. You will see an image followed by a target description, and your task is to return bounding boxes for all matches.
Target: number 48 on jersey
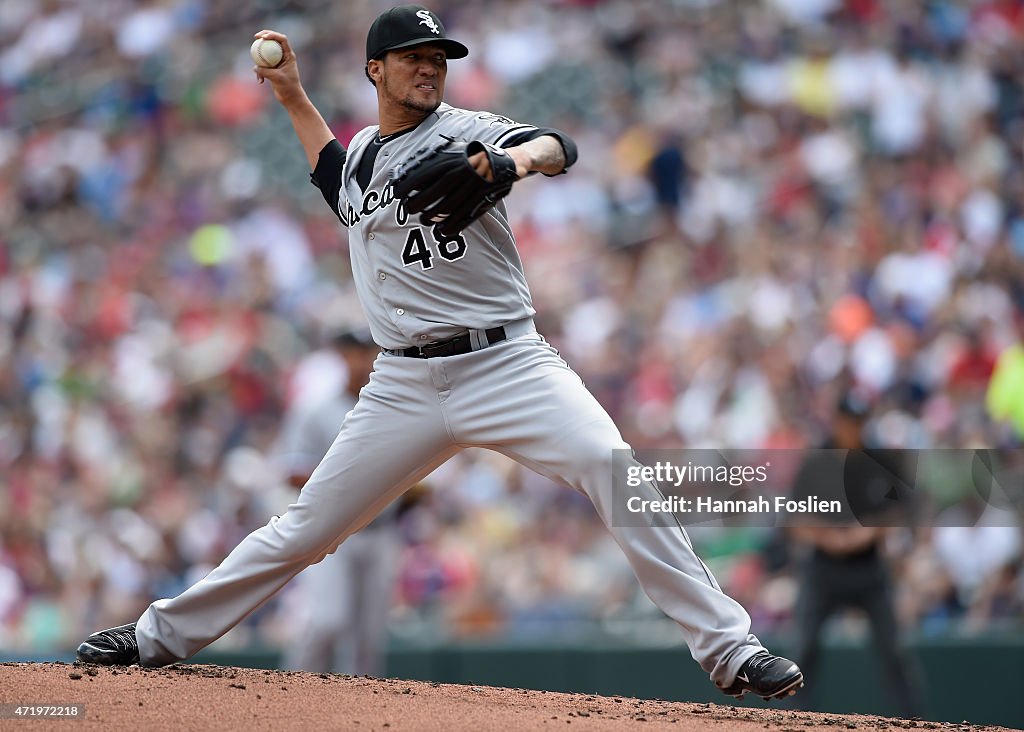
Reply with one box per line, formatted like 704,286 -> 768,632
401,226 -> 467,270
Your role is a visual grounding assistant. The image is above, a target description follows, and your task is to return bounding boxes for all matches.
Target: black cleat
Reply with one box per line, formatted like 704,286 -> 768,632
76,623 -> 140,666
719,651 -> 804,701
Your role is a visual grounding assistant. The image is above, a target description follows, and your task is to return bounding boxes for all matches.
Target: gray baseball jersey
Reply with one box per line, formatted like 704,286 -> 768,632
277,393 -> 357,478
335,103 -> 537,349
275,391 -> 397,527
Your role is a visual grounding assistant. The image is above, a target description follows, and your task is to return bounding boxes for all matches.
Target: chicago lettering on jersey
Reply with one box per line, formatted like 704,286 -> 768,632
339,179 -> 408,228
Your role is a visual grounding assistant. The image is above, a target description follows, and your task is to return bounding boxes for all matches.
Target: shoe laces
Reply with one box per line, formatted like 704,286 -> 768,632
102,627 -> 137,651
744,652 -> 777,674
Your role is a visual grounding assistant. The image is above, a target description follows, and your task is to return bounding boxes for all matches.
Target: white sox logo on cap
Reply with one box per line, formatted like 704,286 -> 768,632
416,9 -> 440,34
365,6 -> 468,61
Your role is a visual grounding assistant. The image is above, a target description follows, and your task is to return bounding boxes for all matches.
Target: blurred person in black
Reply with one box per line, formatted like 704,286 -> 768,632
788,392 -> 925,717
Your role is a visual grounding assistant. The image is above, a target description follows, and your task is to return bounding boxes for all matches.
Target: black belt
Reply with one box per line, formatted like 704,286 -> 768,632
389,326 -> 507,358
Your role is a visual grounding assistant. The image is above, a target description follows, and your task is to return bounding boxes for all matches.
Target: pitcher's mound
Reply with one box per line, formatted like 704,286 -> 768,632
1,662 -> 1017,731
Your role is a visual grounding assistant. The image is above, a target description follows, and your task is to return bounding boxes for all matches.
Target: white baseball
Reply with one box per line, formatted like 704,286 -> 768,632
250,38 -> 284,68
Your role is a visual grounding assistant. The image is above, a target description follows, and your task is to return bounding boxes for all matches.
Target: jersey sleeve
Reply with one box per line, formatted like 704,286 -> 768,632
498,126 -> 578,175
456,111 -> 578,175
309,139 -> 348,223
457,110 -> 538,148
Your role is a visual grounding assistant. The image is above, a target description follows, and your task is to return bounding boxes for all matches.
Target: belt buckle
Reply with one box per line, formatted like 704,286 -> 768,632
419,340 -> 450,358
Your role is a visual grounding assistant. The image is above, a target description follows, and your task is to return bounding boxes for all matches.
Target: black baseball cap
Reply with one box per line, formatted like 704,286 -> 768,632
366,5 -> 469,62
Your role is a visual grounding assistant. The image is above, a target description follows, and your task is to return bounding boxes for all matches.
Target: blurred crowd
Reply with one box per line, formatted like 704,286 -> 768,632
1,0 -> 1022,654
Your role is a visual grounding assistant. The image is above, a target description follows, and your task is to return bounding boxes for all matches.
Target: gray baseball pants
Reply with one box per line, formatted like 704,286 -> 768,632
281,527 -> 400,675
136,331 -> 764,686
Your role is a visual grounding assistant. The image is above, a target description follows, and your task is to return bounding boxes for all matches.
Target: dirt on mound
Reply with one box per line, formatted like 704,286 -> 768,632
0,662 -> 1017,732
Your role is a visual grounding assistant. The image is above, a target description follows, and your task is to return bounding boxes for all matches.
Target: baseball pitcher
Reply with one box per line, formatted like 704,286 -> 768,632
77,4 -> 803,702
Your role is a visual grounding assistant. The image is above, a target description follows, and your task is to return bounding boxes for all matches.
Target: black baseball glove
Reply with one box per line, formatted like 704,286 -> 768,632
390,137 -> 519,238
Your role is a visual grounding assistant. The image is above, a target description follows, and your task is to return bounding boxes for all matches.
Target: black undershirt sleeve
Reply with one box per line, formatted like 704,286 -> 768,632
497,127 -> 578,175
310,139 -> 348,223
